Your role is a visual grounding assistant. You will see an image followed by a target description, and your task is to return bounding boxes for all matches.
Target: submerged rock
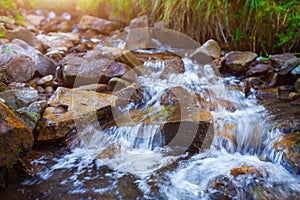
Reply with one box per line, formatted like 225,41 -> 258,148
0,101 -> 33,168
225,51 -> 257,75
37,87 -> 117,141
161,86 -> 197,106
274,132 -> 300,174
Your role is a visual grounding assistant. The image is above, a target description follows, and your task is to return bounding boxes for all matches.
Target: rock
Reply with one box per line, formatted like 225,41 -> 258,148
0,101 -> 33,168
245,63 -> 272,77
161,86 -> 197,106
61,54 -> 135,87
295,78 -> 300,93
0,16 -> 16,29
270,53 -> 297,68
275,119 -> 300,134
245,77 -> 264,89
76,84 -> 107,92
127,15 -> 149,29
274,132 -> 300,173
16,100 -> 47,130
257,88 -> 279,98
90,47 -> 144,75
0,43 -> 37,83
112,105 -> 213,154
37,87 -> 117,140
225,51 -> 257,75
25,14 -> 45,27
279,58 -> 300,75
206,175 -> 243,199
266,72 -> 278,88
278,85 -> 294,91
213,56 -> 225,70
44,86 -> 54,94
206,166 -> 269,200
37,75 -> 53,85
291,64 -> 300,76
78,15 -> 118,35
43,20 -> 73,33
2,27 -> 43,51
0,167 -> 5,189
133,51 -> 184,78
230,165 -> 264,178
191,39 -> 221,59
0,87 -> 40,110
11,39 -> 56,77
108,77 -> 131,91
113,84 -> 144,105
37,32 -> 79,51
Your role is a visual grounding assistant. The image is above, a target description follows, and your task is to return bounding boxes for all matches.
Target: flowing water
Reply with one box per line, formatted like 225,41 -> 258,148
2,49 -> 300,199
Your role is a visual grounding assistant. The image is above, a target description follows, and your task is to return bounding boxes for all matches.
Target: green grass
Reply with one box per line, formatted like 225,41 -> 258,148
2,0 -> 300,54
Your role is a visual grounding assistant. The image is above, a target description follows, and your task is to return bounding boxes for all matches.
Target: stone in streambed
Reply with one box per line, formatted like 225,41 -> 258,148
37,87 -> 117,141
0,87 -> 40,110
225,51 -> 257,75
278,58 -> 300,76
1,27 -> 43,52
61,54 -> 135,87
78,15 -> 118,35
274,132 -> 300,174
112,105 -> 214,154
270,53 -> 297,68
245,63 -> 272,77
191,39 -> 221,59
0,101 -> 34,168
16,100 -> 47,131
294,78 -> 300,93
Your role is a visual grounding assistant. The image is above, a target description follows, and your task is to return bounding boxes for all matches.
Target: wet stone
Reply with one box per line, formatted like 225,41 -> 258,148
37,87 -> 117,141
270,53 -> 297,68
274,132 -> 300,174
78,15 -> 118,35
0,87 -> 40,110
257,88 -> 279,98
245,63 -> 272,77
225,51 -> 257,75
0,101 -> 33,168
279,58 -> 300,76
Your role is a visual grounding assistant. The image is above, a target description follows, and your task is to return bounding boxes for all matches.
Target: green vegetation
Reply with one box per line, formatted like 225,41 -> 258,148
0,0 -> 299,54
0,0 -> 23,23
84,0 -> 300,55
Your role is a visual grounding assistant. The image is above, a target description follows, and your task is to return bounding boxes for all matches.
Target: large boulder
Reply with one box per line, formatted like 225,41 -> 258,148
60,54 -> 136,87
78,15 -> 118,35
191,39 -> 221,59
37,87 -> 117,140
111,105 -> 214,154
225,51 -> 257,75
0,101 -> 34,168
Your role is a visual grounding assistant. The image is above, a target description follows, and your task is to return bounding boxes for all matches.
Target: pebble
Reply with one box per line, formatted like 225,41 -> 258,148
37,75 -> 53,85
45,86 -> 54,94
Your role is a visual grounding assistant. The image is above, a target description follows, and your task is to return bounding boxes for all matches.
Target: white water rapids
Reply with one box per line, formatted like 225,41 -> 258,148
20,52 -> 300,199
